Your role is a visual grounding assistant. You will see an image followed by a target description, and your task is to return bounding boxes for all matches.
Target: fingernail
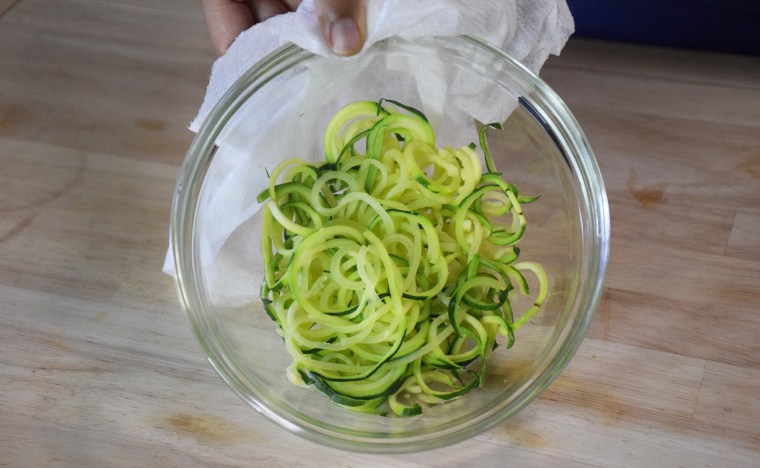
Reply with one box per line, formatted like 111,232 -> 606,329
330,18 -> 360,56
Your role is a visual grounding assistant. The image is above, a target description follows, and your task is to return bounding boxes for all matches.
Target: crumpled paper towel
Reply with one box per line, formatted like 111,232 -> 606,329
189,0 -> 574,132
165,0 -> 574,306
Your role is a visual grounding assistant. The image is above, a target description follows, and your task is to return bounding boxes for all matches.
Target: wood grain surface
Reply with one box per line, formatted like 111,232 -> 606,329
1,0 -> 758,466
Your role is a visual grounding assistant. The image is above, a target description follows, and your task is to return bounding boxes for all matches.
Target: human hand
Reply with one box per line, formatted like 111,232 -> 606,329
201,0 -> 366,56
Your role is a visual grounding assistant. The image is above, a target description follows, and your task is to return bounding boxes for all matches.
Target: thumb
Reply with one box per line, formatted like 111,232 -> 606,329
314,0 -> 366,56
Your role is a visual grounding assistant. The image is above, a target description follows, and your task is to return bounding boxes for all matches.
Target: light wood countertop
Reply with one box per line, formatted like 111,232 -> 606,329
1,1 -> 758,466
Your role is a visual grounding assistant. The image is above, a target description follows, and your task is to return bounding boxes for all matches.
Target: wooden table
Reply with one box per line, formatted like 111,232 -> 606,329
1,1 -> 758,466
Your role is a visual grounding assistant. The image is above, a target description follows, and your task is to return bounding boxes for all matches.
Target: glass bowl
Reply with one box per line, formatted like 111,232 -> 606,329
171,35 -> 609,453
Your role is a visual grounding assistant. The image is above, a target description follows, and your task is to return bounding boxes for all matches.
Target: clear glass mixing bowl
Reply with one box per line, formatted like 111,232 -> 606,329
171,35 -> 609,453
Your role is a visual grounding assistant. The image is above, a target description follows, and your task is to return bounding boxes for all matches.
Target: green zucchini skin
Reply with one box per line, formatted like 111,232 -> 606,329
259,99 -> 547,416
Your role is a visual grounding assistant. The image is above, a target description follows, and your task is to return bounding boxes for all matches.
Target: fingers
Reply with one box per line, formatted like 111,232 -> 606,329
314,0 -> 366,56
202,0 -> 255,55
202,0 -> 300,55
247,0 -> 290,23
202,0 -> 366,57
280,0 -> 302,10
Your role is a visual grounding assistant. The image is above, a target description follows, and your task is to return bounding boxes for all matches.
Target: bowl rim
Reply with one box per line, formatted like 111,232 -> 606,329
171,34 -> 610,453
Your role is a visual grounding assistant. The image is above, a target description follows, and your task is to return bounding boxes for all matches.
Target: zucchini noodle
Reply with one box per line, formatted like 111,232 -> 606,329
258,99 -> 548,416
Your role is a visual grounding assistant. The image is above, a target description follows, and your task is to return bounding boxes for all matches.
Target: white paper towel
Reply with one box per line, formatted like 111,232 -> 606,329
166,0 -> 574,306
189,0 -> 574,132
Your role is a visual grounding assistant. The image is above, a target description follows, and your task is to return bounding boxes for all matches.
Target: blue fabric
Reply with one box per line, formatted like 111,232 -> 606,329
566,0 -> 760,55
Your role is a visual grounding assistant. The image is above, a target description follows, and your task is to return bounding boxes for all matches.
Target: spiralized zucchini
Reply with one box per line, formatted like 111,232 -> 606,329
257,99 -> 547,416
